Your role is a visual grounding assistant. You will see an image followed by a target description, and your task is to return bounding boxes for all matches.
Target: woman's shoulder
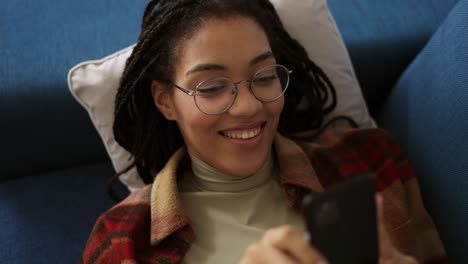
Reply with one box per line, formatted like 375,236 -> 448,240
295,127 -> 400,153
79,185 -> 153,263
103,184 -> 153,220
294,128 -> 412,189
90,184 -> 153,233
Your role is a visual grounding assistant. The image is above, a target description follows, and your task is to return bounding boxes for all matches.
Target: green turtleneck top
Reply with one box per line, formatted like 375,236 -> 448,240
178,152 -> 305,264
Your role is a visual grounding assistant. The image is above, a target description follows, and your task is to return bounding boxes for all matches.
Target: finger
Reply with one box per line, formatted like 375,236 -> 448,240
261,225 -> 328,264
375,194 -> 397,260
379,254 -> 418,264
240,242 -> 297,264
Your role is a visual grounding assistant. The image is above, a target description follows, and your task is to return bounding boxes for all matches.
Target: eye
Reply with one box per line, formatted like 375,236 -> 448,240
196,79 -> 231,97
197,85 -> 226,94
253,74 -> 278,86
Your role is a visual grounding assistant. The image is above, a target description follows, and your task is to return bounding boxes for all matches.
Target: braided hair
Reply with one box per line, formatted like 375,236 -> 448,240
112,0 -> 341,190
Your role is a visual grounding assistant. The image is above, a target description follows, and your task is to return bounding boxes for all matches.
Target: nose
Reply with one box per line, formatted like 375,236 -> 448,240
228,81 -> 262,117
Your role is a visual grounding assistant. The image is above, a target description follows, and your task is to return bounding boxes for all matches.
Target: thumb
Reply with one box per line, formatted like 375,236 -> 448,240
376,194 -> 397,260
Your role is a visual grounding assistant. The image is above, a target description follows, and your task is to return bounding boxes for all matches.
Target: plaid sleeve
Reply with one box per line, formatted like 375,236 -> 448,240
78,203 -> 154,264
307,128 -> 447,263
78,198 -> 190,264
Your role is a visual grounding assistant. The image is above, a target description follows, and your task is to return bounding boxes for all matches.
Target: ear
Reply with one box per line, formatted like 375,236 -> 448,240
151,80 -> 176,121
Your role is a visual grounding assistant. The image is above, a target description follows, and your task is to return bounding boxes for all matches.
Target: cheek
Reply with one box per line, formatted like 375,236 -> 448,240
265,97 -> 285,134
179,115 -> 221,161
172,94 -> 219,142
172,92 -> 199,122
270,96 -> 285,119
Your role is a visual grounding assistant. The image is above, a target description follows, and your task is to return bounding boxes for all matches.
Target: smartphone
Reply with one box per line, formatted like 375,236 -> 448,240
302,174 -> 378,264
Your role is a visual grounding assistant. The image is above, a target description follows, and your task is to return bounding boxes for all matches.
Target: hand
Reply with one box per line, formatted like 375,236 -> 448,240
239,225 -> 328,264
376,194 -> 418,264
240,195 -> 419,264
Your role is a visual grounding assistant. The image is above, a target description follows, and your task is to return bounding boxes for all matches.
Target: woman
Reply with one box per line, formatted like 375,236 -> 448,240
80,0 -> 446,263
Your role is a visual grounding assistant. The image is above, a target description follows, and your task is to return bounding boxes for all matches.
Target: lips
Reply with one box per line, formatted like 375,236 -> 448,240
219,122 -> 266,140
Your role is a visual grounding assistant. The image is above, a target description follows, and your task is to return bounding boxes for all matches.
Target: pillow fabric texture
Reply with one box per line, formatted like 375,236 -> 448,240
379,0 -> 468,262
68,0 -> 375,191
68,46 -> 143,192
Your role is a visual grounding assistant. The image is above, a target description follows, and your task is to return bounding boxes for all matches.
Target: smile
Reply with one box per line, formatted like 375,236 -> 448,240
219,122 -> 266,140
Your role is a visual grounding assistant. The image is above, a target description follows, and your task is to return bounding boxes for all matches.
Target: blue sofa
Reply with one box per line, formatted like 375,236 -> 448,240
1,0 -> 467,263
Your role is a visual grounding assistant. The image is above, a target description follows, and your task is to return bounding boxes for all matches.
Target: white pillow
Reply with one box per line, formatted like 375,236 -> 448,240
68,0 -> 375,192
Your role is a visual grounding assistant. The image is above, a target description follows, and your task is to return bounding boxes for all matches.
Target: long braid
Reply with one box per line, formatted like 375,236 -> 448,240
257,0 -> 337,131
114,0 -> 197,184
115,0 -> 198,147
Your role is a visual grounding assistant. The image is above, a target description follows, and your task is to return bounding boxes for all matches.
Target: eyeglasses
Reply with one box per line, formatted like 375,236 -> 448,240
173,64 -> 292,115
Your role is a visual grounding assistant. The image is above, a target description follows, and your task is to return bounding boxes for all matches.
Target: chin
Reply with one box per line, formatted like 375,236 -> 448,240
222,153 -> 269,177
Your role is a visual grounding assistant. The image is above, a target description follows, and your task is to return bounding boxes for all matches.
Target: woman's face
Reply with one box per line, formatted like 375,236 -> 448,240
152,16 -> 284,177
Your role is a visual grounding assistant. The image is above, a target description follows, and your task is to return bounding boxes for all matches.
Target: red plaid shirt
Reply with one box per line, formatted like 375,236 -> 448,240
79,129 -> 446,264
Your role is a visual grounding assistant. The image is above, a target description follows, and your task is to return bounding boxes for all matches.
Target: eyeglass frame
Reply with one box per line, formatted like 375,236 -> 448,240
172,64 -> 293,115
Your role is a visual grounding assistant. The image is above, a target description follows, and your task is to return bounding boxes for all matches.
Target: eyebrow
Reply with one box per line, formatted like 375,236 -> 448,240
249,51 -> 274,66
185,51 -> 274,76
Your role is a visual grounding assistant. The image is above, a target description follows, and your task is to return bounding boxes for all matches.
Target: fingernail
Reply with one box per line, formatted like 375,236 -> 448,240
317,260 -> 328,264
376,194 -> 383,206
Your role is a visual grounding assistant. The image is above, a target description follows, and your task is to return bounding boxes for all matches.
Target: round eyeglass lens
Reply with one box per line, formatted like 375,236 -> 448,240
251,65 -> 290,102
194,77 -> 237,114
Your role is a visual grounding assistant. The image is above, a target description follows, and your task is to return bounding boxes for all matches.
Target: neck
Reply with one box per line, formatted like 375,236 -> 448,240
187,151 -> 274,192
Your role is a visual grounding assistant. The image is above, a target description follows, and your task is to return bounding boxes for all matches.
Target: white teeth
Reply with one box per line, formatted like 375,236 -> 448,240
223,127 -> 261,140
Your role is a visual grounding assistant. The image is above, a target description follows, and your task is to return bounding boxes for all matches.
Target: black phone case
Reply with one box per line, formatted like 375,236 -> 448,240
302,174 -> 378,264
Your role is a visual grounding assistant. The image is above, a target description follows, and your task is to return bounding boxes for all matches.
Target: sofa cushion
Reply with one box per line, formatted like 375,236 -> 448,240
327,0 -> 459,117
379,0 -> 468,262
0,162 -> 126,264
0,0 -> 147,181
68,0 -> 376,191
